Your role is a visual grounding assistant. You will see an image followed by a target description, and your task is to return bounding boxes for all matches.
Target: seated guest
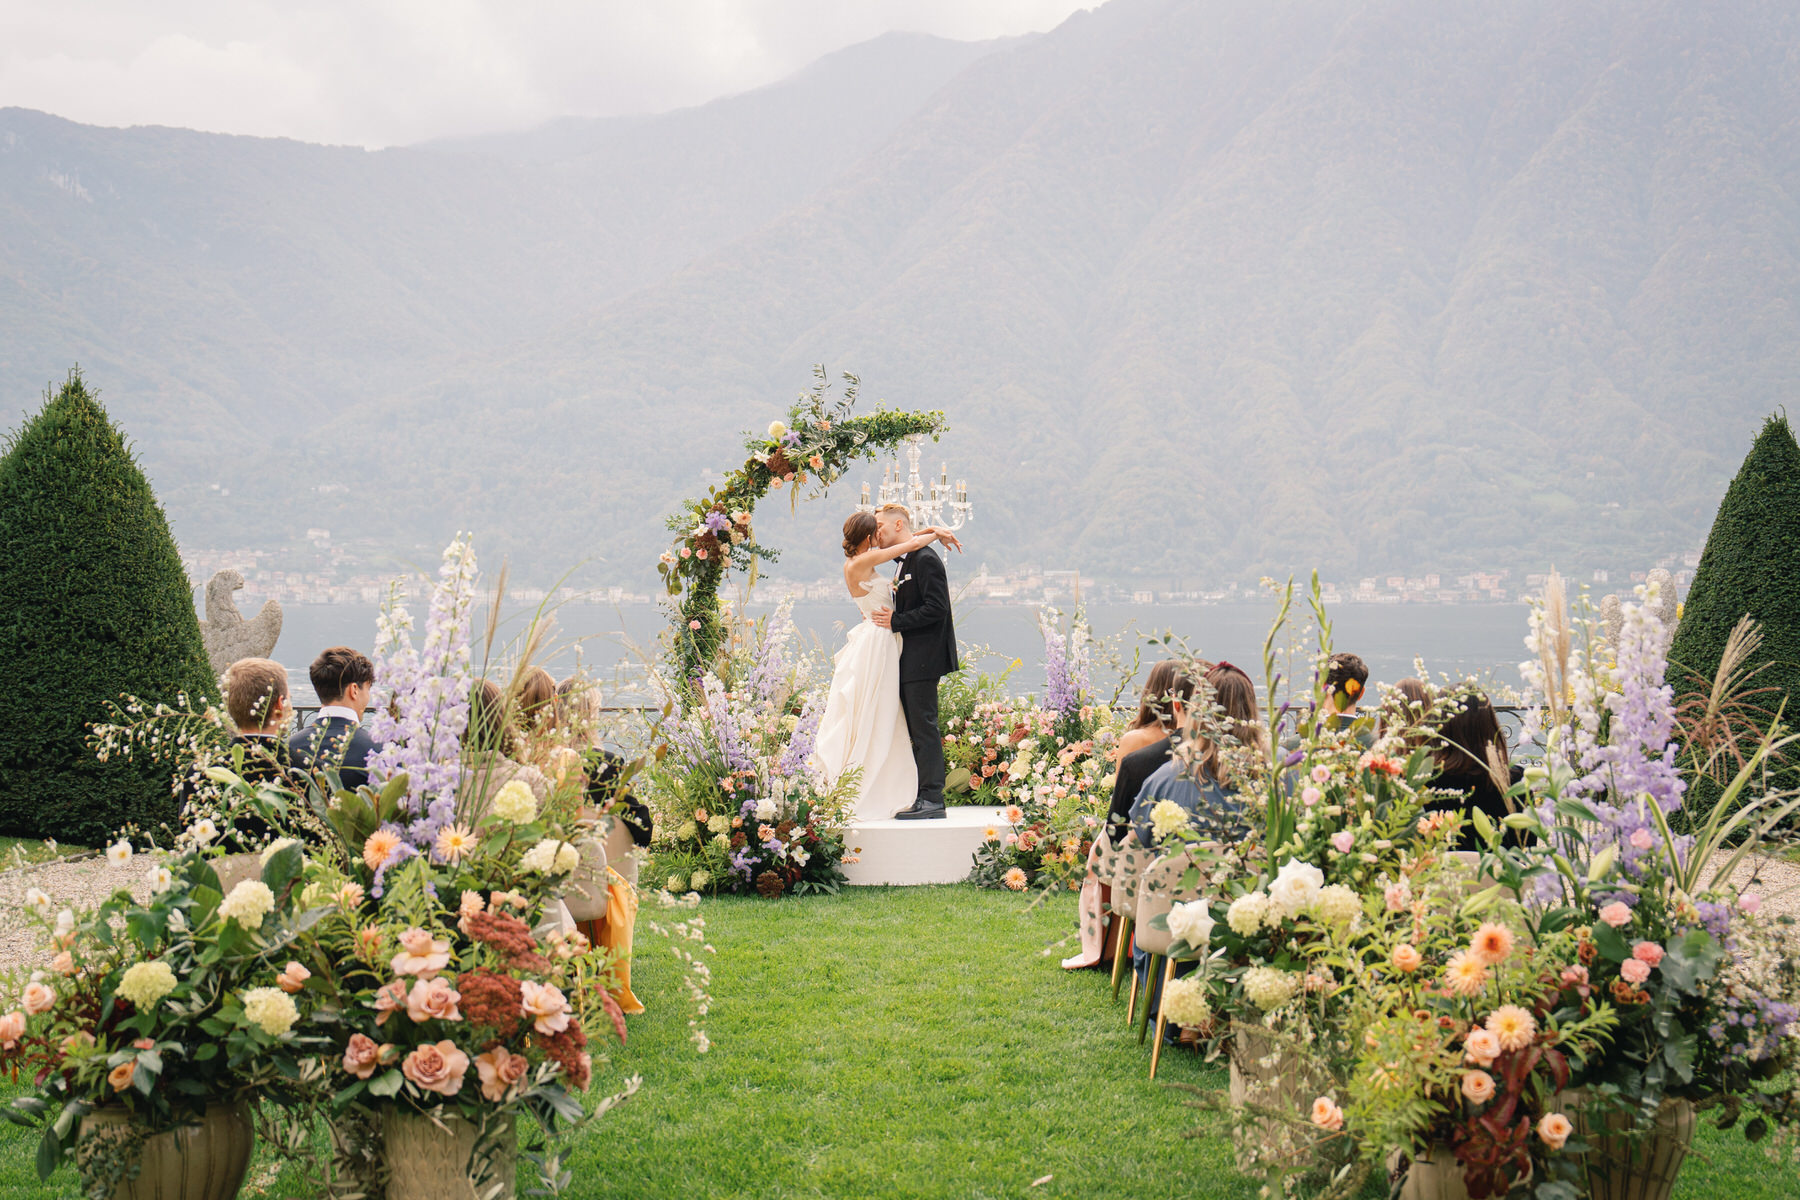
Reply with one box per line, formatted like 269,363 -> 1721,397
459,679 -> 551,822
1105,664 -> 1201,833
558,677 -> 647,1015
288,646 -> 382,793
1130,662 -> 1263,850
1423,692 -> 1523,849
1063,661 -> 1196,971
1316,652 -> 1370,734
1378,677 -> 1435,747
196,657 -> 306,845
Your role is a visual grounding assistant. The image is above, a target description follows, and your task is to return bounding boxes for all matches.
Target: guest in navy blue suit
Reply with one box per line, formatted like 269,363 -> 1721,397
288,646 -> 382,793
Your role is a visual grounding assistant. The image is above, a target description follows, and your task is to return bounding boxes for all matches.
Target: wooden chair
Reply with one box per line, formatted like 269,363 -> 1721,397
1106,830 -> 1150,1004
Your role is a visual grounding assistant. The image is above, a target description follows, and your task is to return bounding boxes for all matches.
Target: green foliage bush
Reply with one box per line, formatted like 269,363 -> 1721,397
0,371 -> 217,844
1668,413 -> 1800,820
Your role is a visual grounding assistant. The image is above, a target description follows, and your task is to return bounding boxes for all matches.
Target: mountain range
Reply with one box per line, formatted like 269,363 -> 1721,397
3,0 -> 1797,589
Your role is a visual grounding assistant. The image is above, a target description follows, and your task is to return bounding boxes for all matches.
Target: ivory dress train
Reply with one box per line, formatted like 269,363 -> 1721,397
811,575 -> 919,822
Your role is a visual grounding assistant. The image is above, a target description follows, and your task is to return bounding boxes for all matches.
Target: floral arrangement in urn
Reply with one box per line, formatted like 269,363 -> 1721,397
0,839 -> 327,1198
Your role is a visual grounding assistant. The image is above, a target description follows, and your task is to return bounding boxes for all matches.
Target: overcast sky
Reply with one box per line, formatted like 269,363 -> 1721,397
1,1 -> 1091,148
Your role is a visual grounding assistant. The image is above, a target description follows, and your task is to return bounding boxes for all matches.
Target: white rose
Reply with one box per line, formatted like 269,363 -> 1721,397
1268,858 -> 1325,918
1226,892 -> 1270,937
1167,900 -> 1215,951
755,799 -> 778,822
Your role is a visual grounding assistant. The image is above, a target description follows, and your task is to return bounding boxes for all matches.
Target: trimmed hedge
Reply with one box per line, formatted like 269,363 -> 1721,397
0,371 -> 217,844
1667,413 -> 1800,817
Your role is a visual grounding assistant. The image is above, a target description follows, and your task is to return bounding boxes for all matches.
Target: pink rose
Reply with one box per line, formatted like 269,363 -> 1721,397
1629,828 -> 1655,851
391,928 -> 451,978
342,1033 -> 381,1079
373,979 -> 408,1026
519,980 -> 571,1035
0,1010 -> 24,1048
1463,1028 -> 1501,1068
406,977 -> 463,1023
21,982 -> 54,1014
1741,893 -> 1762,915
1619,957 -> 1650,984
1560,965 -> 1589,987
401,1040 -> 470,1096
1309,1096 -> 1344,1131
475,1046 -> 531,1102
277,962 -> 311,995
1301,786 -> 1323,808
1598,902 -> 1632,928
1331,830 -> 1355,854
1631,941 -> 1664,968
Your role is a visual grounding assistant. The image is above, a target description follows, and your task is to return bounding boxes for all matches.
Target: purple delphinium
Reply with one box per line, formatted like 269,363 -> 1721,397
702,676 -> 755,773
1040,608 -> 1077,717
367,537 -> 477,851
779,699 -> 821,777
747,602 -> 794,705
703,510 -> 730,534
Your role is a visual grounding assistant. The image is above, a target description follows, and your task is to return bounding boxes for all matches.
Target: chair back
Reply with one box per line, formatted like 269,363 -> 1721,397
1108,829 -> 1151,917
1133,850 -> 1201,955
602,816 -> 641,888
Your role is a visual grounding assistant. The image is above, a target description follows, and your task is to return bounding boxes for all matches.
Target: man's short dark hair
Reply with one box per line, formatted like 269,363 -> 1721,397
310,646 -> 374,704
1325,652 -> 1369,696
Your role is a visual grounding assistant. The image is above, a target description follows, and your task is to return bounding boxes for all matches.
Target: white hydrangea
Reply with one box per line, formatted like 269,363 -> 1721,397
219,880 -> 274,927
1268,858 -> 1325,918
1149,799 -> 1191,843
241,986 -> 299,1036
117,961 -> 177,1009
518,839 -> 579,874
491,780 -> 538,824
1242,965 -> 1301,1010
706,815 -> 731,835
1161,975 -> 1211,1028
689,870 -> 710,892
1167,900 -> 1216,950
1312,884 -> 1363,929
1227,892 -> 1271,937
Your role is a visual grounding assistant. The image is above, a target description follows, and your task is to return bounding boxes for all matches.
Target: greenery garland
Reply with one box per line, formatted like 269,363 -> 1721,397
658,367 -> 945,682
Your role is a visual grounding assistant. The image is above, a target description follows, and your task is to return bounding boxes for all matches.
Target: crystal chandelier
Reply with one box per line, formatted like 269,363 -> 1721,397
855,435 -> 972,531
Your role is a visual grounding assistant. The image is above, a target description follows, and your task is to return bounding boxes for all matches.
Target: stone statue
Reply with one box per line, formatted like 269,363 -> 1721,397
200,569 -> 283,675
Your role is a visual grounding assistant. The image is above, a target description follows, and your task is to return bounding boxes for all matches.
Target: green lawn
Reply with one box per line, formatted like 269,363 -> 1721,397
0,887 -> 1788,1198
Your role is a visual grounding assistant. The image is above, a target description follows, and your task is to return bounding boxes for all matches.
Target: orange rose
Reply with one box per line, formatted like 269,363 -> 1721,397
1391,944 -> 1422,973
108,1061 -> 135,1092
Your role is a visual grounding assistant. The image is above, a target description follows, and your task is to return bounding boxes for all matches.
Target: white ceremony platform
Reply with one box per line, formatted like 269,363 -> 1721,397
841,805 -> 1007,886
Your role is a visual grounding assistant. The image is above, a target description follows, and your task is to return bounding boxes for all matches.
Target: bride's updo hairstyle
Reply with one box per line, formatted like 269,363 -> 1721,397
842,511 -> 878,558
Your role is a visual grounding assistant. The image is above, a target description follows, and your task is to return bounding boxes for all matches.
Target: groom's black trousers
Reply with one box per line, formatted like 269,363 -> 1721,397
899,679 -> 947,807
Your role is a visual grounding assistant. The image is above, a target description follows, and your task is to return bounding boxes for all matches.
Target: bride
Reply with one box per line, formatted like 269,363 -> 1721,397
812,511 -> 959,823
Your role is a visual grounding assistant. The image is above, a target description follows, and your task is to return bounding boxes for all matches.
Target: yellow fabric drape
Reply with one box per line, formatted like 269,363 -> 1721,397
582,866 -> 644,1015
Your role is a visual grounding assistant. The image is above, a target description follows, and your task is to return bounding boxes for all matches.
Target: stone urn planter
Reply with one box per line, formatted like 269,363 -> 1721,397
381,1108 -> 517,1200
1393,1146 -> 1471,1200
79,1102 -> 254,1200
210,853 -> 262,895
1228,1026 -> 1326,1172
1560,1091 -> 1695,1200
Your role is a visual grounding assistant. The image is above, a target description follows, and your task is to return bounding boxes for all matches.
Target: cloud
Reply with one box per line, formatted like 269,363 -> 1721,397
0,0 -> 1090,147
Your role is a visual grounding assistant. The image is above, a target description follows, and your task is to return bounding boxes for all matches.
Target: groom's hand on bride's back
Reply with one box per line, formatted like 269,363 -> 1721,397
871,607 -> 894,629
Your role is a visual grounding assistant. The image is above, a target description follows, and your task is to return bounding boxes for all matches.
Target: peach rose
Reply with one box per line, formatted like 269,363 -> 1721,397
475,1046 -> 531,1102
50,952 -> 74,977
1460,1070 -> 1495,1104
406,976 -> 463,1023
108,1061 -> 136,1092
21,982 -> 54,1014
1464,1028 -> 1501,1067
356,926 -> 384,959
1619,957 -> 1650,984
1631,941 -> 1665,968
277,962 -> 311,994
1537,1112 -> 1573,1151
1310,1096 -> 1345,1131
519,980 -> 571,1035
337,882 -> 366,908
373,979 -> 408,1026
1560,965 -> 1589,987
401,1040 -> 469,1096
391,928 -> 451,978
1598,902 -> 1631,928
1391,944 -> 1422,973
342,1033 -> 381,1079
0,1010 -> 24,1048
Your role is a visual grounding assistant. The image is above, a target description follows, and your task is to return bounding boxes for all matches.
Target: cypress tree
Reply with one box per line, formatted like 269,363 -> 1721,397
0,371 -> 217,844
1667,413 -> 1800,814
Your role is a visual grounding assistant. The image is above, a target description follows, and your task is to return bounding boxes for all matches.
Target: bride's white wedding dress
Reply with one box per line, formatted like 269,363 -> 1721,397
811,575 -> 918,823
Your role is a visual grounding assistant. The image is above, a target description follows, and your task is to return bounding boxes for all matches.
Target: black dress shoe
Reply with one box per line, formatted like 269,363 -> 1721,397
893,802 -> 947,820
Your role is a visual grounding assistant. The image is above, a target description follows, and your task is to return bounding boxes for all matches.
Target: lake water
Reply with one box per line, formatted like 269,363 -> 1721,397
269,600 -> 1531,706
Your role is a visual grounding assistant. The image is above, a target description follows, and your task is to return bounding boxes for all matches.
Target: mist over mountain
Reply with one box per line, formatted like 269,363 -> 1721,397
4,0 -> 1797,589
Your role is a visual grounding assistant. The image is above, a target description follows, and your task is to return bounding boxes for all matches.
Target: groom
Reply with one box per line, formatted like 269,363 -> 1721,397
871,503 -> 959,820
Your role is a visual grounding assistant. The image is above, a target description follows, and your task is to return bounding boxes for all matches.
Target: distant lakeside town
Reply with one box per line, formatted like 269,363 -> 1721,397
181,529 -> 1703,610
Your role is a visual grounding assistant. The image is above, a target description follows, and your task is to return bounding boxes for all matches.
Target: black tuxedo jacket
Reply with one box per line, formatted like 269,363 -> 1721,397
288,716 -> 381,793
891,546 -> 959,683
